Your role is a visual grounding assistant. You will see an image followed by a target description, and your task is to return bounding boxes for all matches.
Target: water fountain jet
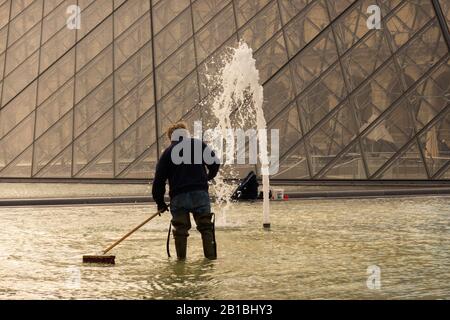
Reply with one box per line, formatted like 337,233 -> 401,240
202,41 -> 271,229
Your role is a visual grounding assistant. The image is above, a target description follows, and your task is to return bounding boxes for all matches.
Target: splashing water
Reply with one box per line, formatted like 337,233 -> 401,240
202,41 -> 270,227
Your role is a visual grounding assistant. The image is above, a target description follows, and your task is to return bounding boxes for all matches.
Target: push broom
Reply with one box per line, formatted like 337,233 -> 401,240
83,211 -> 162,264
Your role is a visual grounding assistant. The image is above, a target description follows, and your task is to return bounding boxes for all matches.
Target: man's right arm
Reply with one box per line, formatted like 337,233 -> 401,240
203,142 -> 220,180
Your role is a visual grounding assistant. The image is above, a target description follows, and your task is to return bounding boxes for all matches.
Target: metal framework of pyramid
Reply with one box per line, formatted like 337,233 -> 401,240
0,0 -> 449,181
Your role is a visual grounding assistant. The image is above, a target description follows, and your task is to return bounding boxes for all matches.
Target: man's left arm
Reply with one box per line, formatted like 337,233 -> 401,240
152,152 -> 169,213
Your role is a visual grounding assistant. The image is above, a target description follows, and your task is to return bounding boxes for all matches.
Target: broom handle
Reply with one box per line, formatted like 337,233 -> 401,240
103,212 -> 161,255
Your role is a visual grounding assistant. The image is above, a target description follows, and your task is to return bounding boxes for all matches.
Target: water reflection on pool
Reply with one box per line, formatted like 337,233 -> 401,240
0,196 -> 449,299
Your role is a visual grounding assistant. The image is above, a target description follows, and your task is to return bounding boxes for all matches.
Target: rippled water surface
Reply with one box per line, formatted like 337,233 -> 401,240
0,197 -> 449,299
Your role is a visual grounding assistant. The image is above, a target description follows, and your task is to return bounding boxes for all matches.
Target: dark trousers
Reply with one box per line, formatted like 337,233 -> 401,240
170,190 -> 216,260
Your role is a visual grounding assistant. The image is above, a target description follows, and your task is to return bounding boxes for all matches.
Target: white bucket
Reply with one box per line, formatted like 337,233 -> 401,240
273,189 -> 284,200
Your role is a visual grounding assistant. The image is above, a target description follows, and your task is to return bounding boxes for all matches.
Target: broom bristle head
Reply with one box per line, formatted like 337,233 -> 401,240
82,255 -> 115,264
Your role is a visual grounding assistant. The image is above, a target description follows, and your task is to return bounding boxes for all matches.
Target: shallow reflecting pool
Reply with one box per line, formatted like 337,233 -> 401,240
0,196 -> 449,299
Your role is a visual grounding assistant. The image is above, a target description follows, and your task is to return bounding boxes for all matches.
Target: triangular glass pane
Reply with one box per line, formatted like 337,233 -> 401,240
74,76 -> 113,138
119,145 -> 158,179
322,143 -> 367,179
34,145 -> 72,178
192,0 -> 229,32
361,99 -> 415,176
439,0 -> 450,30
155,9 -> 193,66
36,79 -> 74,138
269,102 -> 302,156
115,42 -> 153,101
341,31 -> 391,90
0,111 -> 35,171
385,1 -> 435,50
290,29 -> 338,95
157,72 -> 199,137
272,141 -> 310,179
379,141 -> 428,179
76,145 -> 113,178
395,22 -> 447,84
115,13 -> 151,68
255,31 -> 288,83
0,81 -> 36,139
412,58 -> 450,130
11,0 -> 39,21
333,1 -> 373,53
115,75 -> 154,137
115,109 -> 156,175
283,0 -> 329,58
418,111 -> 450,176
441,164 -> 450,179
183,104 -> 202,133
33,111 -> 73,176
73,109 -> 113,175
298,63 -> 346,133
0,146 -> 32,178
327,0 -> 354,19
306,102 -> 358,176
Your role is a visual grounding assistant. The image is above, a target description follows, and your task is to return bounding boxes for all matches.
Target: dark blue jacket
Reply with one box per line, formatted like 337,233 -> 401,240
152,138 -> 220,207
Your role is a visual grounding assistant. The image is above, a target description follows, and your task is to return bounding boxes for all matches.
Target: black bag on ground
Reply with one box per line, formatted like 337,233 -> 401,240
231,171 -> 259,201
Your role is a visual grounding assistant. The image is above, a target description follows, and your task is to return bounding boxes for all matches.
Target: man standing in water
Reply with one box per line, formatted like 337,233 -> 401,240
152,122 -> 220,260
